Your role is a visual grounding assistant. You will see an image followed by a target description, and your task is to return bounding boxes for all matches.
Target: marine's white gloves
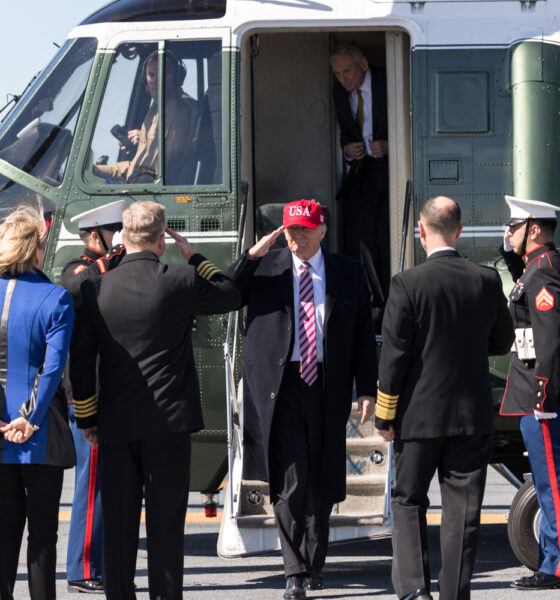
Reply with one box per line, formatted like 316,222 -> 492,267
534,410 -> 558,420
503,227 -> 513,252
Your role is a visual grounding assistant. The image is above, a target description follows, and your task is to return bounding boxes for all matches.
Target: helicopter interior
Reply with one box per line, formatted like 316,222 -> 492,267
84,40 -> 222,187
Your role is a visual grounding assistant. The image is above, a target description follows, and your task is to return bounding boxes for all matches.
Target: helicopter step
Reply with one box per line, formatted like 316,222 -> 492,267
217,402 -> 392,557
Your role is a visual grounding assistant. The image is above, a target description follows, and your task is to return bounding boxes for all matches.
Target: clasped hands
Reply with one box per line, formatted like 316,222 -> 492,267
0,417 -> 36,444
345,139 -> 388,161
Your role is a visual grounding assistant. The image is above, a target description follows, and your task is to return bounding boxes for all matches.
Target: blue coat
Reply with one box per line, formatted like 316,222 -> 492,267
0,270 -> 74,465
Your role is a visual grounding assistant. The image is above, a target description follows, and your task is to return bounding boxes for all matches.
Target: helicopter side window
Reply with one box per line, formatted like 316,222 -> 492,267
0,38 -> 97,192
85,39 -> 222,186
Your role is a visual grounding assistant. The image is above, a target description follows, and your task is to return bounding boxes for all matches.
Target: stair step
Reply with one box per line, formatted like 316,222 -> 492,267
234,513 -> 385,529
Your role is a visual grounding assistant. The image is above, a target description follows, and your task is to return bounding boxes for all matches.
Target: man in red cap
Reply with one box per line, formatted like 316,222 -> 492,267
227,199 -> 377,599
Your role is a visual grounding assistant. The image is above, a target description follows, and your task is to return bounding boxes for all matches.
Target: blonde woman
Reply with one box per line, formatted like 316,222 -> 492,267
0,204 -> 74,600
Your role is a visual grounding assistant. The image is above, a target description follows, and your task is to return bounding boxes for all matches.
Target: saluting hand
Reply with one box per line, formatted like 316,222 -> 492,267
248,226 -> 284,259
166,227 -> 195,262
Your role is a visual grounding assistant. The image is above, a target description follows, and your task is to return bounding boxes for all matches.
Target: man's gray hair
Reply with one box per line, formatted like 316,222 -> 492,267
330,42 -> 364,64
123,201 -> 166,246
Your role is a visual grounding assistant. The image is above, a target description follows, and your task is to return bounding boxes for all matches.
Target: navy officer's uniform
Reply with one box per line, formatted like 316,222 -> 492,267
61,200 -> 125,591
376,241 -> 513,599
500,195 -> 560,586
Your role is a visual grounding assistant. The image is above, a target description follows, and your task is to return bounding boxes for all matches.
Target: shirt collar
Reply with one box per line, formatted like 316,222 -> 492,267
427,246 -> 456,258
292,247 -> 324,272
358,68 -> 371,96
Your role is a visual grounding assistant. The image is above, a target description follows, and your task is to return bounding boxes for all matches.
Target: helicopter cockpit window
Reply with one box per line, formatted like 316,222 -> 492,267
86,39 -> 222,186
0,38 -> 97,191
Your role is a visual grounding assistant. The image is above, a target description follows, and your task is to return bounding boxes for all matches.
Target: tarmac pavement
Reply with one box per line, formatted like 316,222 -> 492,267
11,467 -> 553,599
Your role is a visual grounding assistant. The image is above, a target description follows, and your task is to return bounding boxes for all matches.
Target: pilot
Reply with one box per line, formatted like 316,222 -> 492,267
61,200 -> 125,594
500,195 -> 560,590
93,50 -> 195,184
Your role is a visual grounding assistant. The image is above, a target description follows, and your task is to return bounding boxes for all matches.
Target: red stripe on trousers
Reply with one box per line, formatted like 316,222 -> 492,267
83,444 -> 99,580
541,420 -> 560,576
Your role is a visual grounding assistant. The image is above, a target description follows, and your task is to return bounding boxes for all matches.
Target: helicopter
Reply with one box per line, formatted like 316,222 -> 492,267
0,0 -> 557,570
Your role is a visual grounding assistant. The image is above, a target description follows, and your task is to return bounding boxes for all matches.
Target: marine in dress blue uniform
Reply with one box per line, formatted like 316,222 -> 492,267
500,195 -> 560,590
61,200 -> 125,594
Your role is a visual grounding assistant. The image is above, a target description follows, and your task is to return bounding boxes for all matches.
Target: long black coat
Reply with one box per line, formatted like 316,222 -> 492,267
376,251 -> 514,438
227,247 -> 377,504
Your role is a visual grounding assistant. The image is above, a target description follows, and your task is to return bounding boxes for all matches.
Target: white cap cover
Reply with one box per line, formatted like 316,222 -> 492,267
504,195 -> 560,226
71,200 -> 125,230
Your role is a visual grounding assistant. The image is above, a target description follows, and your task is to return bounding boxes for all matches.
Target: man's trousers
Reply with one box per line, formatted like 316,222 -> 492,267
67,405 -> 103,582
269,364 -> 333,578
391,434 -> 492,600
520,414 -> 560,576
98,432 -> 191,600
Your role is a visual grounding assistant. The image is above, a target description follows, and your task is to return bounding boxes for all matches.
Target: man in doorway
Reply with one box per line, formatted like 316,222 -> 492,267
227,199 -> 377,600
69,201 -> 240,599
330,42 -> 390,304
500,195 -> 560,590
61,199 -> 125,594
376,196 -> 514,600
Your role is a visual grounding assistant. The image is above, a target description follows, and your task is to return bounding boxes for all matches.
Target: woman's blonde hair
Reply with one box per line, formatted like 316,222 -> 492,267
0,203 -> 47,276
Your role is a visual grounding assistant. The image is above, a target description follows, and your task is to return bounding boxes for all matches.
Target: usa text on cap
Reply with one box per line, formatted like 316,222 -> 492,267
283,199 -> 325,230
504,195 -> 560,227
71,200 -> 125,231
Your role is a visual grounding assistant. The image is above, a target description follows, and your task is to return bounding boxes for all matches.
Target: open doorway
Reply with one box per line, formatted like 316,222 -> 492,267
239,28 -> 412,302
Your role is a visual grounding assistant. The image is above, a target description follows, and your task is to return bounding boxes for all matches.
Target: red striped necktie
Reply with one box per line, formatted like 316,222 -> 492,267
299,261 -> 317,386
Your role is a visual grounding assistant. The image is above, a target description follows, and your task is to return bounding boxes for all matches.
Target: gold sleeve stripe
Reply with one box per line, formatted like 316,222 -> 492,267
197,260 -> 220,281
73,395 -> 98,418
376,388 -> 399,421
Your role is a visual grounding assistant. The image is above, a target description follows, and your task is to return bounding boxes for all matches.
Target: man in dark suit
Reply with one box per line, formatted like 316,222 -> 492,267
330,42 -> 389,302
375,196 -> 514,600
227,199 -> 377,600
69,201 -> 240,600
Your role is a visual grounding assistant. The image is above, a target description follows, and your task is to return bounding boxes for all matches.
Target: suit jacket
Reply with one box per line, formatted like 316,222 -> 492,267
333,66 -> 388,195
501,243 -> 560,415
226,247 -> 377,504
376,250 -> 514,439
69,251 -> 240,444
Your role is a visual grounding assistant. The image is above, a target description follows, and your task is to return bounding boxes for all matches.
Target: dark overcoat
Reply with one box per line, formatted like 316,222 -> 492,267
227,246 -> 377,504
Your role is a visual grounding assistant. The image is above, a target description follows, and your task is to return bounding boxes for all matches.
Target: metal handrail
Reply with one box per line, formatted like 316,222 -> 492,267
398,178 -> 414,273
223,181 -> 249,518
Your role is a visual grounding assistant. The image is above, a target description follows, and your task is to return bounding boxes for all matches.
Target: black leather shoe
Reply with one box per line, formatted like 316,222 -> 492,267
67,580 -> 104,594
401,589 -> 432,600
284,576 -> 306,599
304,573 -> 323,590
512,571 -> 560,589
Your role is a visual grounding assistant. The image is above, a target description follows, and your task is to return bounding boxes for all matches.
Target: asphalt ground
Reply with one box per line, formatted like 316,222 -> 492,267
11,468 -> 552,599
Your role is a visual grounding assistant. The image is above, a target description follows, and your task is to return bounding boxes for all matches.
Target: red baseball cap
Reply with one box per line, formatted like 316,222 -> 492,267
283,200 -> 325,230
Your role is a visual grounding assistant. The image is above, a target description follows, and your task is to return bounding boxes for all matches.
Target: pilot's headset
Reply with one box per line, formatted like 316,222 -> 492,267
141,49 -> 187,89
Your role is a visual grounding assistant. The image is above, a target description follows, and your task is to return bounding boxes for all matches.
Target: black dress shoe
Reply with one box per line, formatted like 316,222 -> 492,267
284,576 -> 306,599
512,571 -> 560,589
304,573 -> 323,590
401,589 -> 432,600
67,580 -> 104,594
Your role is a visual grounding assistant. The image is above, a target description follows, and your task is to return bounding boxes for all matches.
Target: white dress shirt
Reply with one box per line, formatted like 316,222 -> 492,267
348,68 -> 374,156
290,248 -> 325,362
427,246 -> 457,258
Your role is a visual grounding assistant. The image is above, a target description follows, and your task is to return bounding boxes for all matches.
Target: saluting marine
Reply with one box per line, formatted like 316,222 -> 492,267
61,200 -> 125,595
500,195 -> 560,590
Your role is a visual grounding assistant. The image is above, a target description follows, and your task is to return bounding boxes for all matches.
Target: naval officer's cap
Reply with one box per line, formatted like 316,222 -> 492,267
71,200 -> 125,232
504,195 -> 560,227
